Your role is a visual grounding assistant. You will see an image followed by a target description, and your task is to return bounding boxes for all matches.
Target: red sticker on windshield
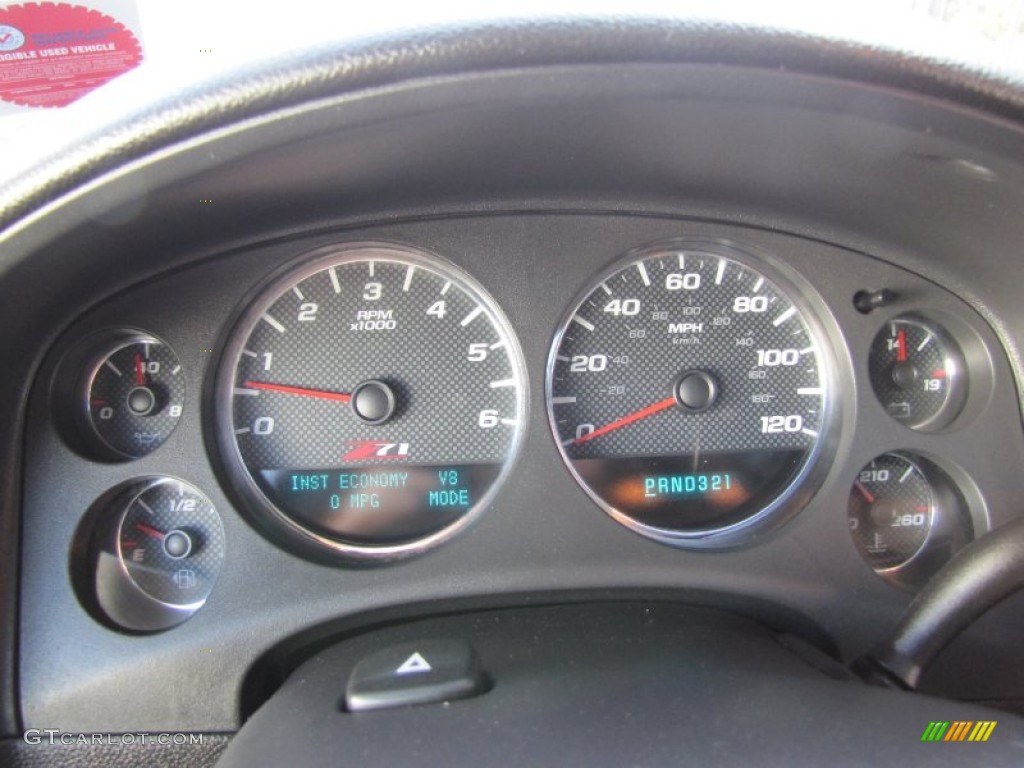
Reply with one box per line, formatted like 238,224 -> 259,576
0,2 -> 142,109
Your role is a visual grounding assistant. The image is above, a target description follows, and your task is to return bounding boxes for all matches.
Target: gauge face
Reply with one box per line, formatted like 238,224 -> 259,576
547,241 -> 834,546
93,477 -> 224,632
847,452 -> 974,588
868,316 -> 966,430
848,454 -> 934,572
214,243 -> 526,561
116,478 -> 224,606
82,334 -> 184,459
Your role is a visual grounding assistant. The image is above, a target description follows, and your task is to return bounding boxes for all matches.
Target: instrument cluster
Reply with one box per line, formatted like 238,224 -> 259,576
42,223 -> 1003,632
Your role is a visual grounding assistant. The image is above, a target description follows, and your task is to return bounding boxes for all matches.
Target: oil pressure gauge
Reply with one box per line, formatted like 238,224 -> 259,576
62,330 -> 185,460
869,316 -> 966,431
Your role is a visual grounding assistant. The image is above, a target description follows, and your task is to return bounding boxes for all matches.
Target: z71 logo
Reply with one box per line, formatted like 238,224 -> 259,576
341,440 -> 410,461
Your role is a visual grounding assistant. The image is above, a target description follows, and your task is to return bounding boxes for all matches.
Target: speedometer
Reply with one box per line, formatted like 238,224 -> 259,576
212,243 -> 526,563
546,240 -> 836,547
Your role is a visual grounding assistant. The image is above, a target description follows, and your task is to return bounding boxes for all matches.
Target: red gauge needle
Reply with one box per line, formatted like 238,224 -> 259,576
572,396 -> 677,445
242,380 -> 352,403
136,522 -> 166,540
896,329 -> 907,363
134,354 -> 145,385
854,481 -> 876,504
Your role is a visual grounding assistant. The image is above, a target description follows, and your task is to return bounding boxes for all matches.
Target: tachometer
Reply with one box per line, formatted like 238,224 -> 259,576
212,243 -> 526,562
546,240 -> 836,547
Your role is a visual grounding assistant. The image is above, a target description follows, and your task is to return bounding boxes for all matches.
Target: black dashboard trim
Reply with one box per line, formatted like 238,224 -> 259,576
2,16 -> 1024,744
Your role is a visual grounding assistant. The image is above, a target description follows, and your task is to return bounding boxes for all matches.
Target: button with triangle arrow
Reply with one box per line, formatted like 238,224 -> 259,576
395,652 -> 432,675
345,639 -> 485,712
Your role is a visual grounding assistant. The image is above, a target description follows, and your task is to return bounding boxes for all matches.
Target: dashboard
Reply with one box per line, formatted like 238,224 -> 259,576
3,14 -> 1024,767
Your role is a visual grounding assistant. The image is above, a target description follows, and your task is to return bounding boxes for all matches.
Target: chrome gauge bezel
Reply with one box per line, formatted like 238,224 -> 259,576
87,476 -> 225,633
848,451 -> 975,590
69,329 -> 185,461
545,238 -> 843,549
868,314 -> 968,432
210,242 -> 529,564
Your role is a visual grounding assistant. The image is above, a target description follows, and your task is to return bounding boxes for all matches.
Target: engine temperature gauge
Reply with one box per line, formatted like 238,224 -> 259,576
868,316 -> 966,431
848,452 -> 972,588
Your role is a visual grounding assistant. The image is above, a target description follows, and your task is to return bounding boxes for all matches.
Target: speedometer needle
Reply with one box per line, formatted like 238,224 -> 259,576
242,380 -> 352,403
572,396 -> 677,445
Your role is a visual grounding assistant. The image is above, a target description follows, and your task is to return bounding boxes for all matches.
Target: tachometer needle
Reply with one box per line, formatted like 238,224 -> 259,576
572,396 -> 677,445
134,354 -> 145,385
242,380 -> 352,403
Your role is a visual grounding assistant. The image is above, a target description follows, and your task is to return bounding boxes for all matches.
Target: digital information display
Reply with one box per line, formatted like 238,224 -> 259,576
572,451 -> 803,532
260,463 -> 502,544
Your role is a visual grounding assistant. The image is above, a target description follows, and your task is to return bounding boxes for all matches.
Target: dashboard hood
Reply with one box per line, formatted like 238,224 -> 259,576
3,9 -> 1024,768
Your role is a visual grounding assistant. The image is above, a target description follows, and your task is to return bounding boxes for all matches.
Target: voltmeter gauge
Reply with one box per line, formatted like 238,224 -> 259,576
90,477 -> 225,632
72,331 -> 185,459
848,453 -> 973,589
868,316 -> 966,431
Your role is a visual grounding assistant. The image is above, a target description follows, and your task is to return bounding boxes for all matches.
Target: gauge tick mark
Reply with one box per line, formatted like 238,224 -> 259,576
637,262 -> 651,286
772,307 -> 796,327
460,306 -> 484,327
572,315 -> 595,332
262,313 -> 286,333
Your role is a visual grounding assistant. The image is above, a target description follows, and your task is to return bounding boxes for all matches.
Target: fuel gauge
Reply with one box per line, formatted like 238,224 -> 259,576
90,477 -> 225,632
869,316 -> 966,431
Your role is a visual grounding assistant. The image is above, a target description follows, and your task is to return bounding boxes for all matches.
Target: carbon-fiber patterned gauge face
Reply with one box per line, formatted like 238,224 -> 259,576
91,476 -> 224,632
117,478 -> 224,606
848,454 -> 934,571
214,244 -> 526,560
83,335 -> 184,459
868,316 -> 966,431
547,241 -> 833,546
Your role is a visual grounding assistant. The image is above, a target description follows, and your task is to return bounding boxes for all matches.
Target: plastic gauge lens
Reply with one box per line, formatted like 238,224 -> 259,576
81,333 -> 184,459
847,452 -> 973,588
94,477 -> 224,632
869,316 -> 966,430
547,242 -> 833,547
848,454 -> 934,572
214,244 -> 526,561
